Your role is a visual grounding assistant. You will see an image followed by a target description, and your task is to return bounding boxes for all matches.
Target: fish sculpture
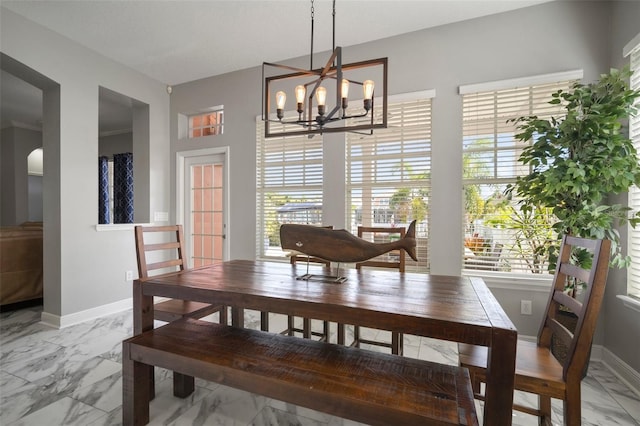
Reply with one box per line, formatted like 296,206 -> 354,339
280,220 -> 418,263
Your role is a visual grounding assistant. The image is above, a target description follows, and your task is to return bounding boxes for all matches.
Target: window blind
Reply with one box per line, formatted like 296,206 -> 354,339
461,78 -> 577,275
346,98 -> 432,272
256,120 -> 323,259
627,46 -> 640,299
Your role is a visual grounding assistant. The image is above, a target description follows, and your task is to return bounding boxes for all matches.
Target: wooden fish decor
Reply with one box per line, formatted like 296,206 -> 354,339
280,220 -> 418,263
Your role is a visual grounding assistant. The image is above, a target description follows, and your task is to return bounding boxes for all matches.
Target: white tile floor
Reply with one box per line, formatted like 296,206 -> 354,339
1,306 -> 639,425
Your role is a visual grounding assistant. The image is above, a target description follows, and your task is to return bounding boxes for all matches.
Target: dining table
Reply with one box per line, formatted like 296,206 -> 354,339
132,259 -> 517,425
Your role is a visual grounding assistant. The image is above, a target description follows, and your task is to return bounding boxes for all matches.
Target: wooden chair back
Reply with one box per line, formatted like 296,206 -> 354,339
539,234 -> 611,381
352,225 -> 406,355
135,225 -> 187,279
356,226 -> 405,272
284,225 -> 332,341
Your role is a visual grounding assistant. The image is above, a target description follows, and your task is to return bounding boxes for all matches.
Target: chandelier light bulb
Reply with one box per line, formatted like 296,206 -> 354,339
275,91 -> 287,109
295,85 -> 306,104
363,80 -> 375,112
295,85 -> 306,115
363,80 -> 375,100
315,86 -> 327,106
316,86 -> 327,117
341,79 -> 350,99
275,91 -> 286,120
341,79 -> 349,111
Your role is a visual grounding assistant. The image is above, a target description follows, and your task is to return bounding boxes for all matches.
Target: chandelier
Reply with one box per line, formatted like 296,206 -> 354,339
262,0 -> 388,138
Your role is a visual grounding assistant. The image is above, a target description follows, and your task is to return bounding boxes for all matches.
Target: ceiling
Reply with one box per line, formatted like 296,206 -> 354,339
1,0 -> 554,133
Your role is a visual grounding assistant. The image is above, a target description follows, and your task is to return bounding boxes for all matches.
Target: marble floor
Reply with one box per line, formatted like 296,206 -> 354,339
1,306 -> 639,426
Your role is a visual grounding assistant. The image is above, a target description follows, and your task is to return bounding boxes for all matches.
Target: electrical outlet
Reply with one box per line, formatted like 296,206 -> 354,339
521,300 -> 532,315
125,270 -> 134,281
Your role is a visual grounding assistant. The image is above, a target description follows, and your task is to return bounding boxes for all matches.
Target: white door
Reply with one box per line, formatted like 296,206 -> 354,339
180,150 -> 228,268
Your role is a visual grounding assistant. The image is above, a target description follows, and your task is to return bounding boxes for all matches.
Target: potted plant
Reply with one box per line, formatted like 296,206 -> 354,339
506,67 -> 640,290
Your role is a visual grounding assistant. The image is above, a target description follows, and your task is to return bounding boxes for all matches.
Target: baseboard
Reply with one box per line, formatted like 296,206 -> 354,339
40,298 -> 132,329
602,347 -> 640,399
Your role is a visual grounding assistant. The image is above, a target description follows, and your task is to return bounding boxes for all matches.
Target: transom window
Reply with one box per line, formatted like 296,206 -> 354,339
188,109 -> 224,138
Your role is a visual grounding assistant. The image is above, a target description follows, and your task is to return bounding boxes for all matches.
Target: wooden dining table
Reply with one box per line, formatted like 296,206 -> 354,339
133,259 -> 517,425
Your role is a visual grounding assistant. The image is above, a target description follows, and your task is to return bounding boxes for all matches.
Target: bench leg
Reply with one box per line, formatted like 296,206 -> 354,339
392,332 -> 403,356
303,318 -> 311,339
338,323 -> 345,345
122,341 -> 150,426
219,305 -> 228,325
173,372 -> 195,398
260,311 -> 269,332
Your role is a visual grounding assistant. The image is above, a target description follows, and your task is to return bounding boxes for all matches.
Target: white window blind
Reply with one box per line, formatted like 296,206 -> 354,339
346,98 -> 432,272
627,44 -> 640,299
461,78 -> 577,275
256,120 -> 323,259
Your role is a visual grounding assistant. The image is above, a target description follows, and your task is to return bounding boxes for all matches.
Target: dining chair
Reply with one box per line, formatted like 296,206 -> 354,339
346,225 -> 406,355
458,234 -> 611,426
134,225 -> 227,324
281,254 -> 331,341
274,225 -> 334,341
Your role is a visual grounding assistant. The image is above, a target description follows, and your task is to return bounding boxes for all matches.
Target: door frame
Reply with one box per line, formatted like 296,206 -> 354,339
176,146 -> 230,266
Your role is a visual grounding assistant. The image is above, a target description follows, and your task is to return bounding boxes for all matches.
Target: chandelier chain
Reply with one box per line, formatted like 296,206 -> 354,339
310,0 -> 315,70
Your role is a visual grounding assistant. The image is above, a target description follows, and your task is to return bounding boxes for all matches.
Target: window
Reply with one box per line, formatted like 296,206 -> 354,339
460,72 -> 581,275
188,109 -> 223,138
346,97 -> 432,272
627,36 -> 640,300
256,120 -> 323,259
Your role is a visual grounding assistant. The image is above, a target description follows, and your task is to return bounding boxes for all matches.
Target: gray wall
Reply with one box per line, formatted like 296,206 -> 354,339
170,1 -> 640,371
0,126 -> 42,226
1,8 -> 170,318
99,132 -> 133,158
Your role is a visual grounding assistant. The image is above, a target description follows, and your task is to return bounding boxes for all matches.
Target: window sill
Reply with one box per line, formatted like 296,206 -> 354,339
617,295 -> 640,313
95,223 -> 151,232
462,270 -> 553,292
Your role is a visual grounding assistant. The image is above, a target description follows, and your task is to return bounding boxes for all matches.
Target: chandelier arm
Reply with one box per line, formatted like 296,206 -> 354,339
263,62 -> 323,76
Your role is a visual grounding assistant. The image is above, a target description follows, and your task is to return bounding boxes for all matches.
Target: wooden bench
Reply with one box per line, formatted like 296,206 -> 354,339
122,318 -> 478,426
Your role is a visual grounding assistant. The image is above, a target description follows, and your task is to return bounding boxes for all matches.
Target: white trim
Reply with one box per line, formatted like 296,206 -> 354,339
39,298 -> 132,329
602,347 -> 640,399
2,120 -> 42,132
99,128 -> 132,138
617,295 -> 640,313
95,223 -> 151,231
388,89 -> 436,103
623,32 -> 640,57
459,69 -> 584,95
463,272 -> 553,292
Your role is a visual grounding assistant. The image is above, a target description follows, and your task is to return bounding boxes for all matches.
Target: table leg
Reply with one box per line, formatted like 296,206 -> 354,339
133,280 -> 155,400
337,323 -> 345,345
232,307 -> 245,328
482,328 -> 517,425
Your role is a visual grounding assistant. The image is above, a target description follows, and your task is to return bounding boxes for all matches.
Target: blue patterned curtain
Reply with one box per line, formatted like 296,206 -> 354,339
113,152 -> 134,223
98,156 -> 110,224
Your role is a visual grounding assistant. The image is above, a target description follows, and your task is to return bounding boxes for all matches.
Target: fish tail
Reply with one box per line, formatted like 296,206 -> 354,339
403,220 -> 418,261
